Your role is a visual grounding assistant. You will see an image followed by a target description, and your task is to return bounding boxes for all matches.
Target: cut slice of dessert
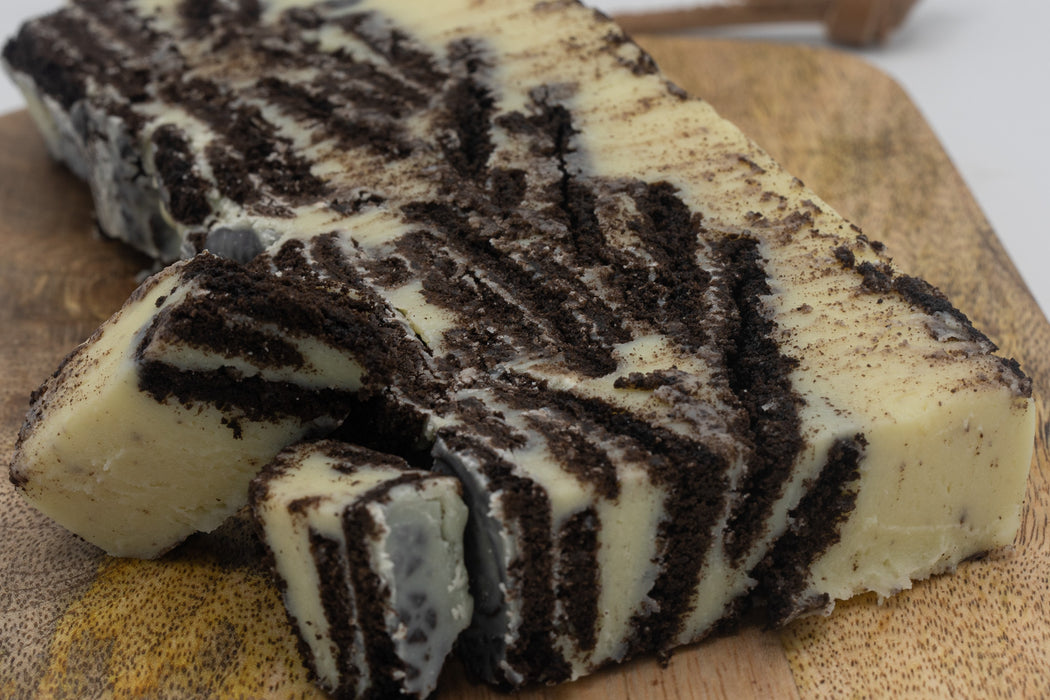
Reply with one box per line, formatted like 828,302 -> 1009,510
3,0 -> 1034,692
8,239 -> 443,558
250,440 -> 473,699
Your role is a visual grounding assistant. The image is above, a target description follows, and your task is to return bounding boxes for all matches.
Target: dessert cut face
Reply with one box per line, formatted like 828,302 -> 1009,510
2,0 -> 1035,693
250,441 -> 473,699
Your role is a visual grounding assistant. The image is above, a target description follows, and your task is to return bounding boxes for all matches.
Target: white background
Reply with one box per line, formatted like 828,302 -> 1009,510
2,1 -> 1048,316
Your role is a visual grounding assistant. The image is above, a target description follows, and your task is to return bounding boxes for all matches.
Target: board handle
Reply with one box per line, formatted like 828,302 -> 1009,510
613,0 -> 920,46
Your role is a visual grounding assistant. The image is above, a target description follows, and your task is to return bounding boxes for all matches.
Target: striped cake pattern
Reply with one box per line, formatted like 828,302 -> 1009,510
4,0 -> 1034,694
249,440 -> 473,699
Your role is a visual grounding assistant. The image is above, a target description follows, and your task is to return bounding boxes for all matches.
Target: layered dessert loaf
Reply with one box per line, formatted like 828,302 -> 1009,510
250,440 -> 472,699
3,0 -> 1035,692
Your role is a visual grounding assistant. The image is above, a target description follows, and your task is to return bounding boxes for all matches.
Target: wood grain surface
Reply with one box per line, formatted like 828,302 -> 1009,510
1,37 -> 1047,699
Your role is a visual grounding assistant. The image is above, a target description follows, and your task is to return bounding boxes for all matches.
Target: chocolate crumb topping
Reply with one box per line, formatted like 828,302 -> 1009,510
843,247 -> 1001,352
600,29 -> 659,76
613,370 -> 681,391
832,244 -> 855,268
857,260 -> 894,294
998,356 -> 1034,397
892,273 -> 995,348
330,192 -> 387,217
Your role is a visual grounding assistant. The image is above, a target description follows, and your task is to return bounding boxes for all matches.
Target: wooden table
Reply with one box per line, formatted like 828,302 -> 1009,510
2,37 -> 1047,698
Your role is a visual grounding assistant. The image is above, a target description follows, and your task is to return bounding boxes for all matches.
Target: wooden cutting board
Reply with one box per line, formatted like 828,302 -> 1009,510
2,37 -> 1048,698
